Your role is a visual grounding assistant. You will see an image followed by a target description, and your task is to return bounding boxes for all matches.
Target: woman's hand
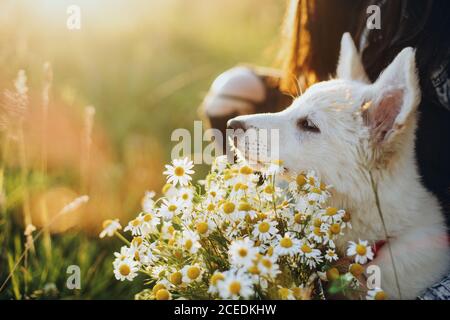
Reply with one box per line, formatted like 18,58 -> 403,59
202,66 -> 266,120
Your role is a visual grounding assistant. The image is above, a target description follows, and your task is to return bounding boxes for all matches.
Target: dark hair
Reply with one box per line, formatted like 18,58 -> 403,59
355,0 -> 450,104
278,0 -> 362,94
279,0 -> 450,103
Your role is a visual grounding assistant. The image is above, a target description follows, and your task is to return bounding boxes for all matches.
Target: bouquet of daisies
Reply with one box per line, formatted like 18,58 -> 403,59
100,156 -> 385,300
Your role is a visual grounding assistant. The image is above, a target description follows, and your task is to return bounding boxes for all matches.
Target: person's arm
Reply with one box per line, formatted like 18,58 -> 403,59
418,274 -> 450,300
201,66 -> 293,143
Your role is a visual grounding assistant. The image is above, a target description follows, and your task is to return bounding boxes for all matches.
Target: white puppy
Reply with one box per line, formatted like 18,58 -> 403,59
228,33 -> 449,299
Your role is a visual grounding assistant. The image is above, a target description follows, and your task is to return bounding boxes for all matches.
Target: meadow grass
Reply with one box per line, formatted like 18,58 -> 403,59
0,0 -> 284,299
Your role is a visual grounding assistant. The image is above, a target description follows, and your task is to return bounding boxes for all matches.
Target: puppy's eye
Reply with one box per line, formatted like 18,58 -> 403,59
297,118 -> 320,133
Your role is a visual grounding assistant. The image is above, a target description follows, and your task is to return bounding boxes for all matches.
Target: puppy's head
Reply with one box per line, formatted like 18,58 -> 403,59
228,33 -> 420,190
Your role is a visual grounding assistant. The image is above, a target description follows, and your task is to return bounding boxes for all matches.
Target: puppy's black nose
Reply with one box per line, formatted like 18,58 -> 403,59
227,119 -> 247,131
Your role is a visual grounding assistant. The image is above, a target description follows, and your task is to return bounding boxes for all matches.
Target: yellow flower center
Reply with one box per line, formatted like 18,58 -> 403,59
239,166 -> 253,175
308,177 -> 315,185
311,187 -> 321,194
131,219 -> 141,227
168,204 -> 177,212
238,201 -> 252,211
210,191 -> 217,197
155,289 -> 170,300
223,172 -> 233,180
326,267 -> 340,281
313,218 -> 322,227
182,193 -> 189,200
278,287 -> 290,299
174,166 -> 185,176
280,237 -> 293,248
264,185 -> 274,194
229,281 -> 241,295
349,263 -> 364,277
313,227 -> 323,237
238,248 -> 248,257
170,272 -> 182,285
207,203 -> 215,211
119,264 -> 131,276
301,244 -> 312,254
152,283 -> 166,294
210,273 -> 224,285
294,213 -> 304,224
356,244 -> 367,256
258,222 -> 270,233
187,266 -> 200,280
326,207 -> 338,216
248,265 -> 260,275
143,214 -> 152,222
184,239 -> 193,251
223,202 -> 235,214
167,225 -> 175,234
330,223 -> 341,234
296,174 -> 306,186
195,222 -> 209,234
261,259 -> 272,269
102,219 -> 113,229
375,291 -> 387,300
132,237 -> 143,246
267,246 -> 274,256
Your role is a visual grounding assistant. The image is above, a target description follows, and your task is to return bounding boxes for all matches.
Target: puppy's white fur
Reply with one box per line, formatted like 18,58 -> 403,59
231,33 -> 449,299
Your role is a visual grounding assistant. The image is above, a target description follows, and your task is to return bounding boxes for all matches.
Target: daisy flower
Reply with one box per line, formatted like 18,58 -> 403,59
208,271 -> 225,295
151,265 -> 168,279
113,259 -> 139,281
205,183 -> 226,203
288,173 -> 308,200
217,269 -> 254,300
264,159 -> 285,177
257,256 -> 281,279
298,241 -> 323,268
228,238 -> 259,268
177,187 -> 194,207
160,221 -> 176,240
159,198 -> 182,220
320,207 -> 346,224
236,200 -> 257,220
124,217 -> 143,236
259,181 -> 281,201
274,233 -> 301,257
347,240 -> 374,264
139,212 -> 160,235
252,219 -> 278,242
194,218 -> 216,237
307,187 -> 329,204
366,287 -> 387,300
181,264 -> 203,283
142,191 -> 156,213
179,229 -> 201,254
212,155 -> 228,173
154,288 -> 172,300
113,246 -> 133,262
163,157 -> 194,186
324,249 -> 339,262
220,200 -> 240,221
99,219 -> 121,238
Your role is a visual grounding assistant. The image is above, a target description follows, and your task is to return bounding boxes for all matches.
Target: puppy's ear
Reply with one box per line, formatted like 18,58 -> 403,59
336,33 -> 369,83
364,48 -> 420,146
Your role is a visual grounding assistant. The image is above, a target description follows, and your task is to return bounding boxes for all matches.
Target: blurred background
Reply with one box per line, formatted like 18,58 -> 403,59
0,0 -> 284,299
